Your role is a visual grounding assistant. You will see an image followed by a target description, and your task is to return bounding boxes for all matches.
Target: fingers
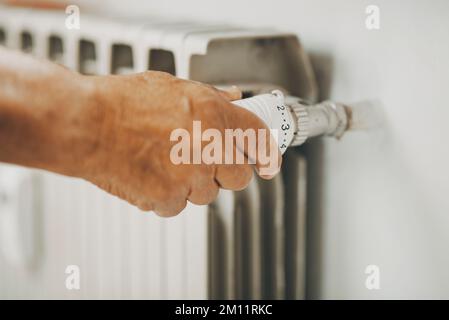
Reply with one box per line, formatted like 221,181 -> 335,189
145,164 -> 252,216
154,199 -> 188,217
217,86 -> 242,101
154,165 -> 252,216
187,167 -> 220,205
223,103 -> 282,179
215,163 -> 254,191
136,201 -> 154,212
152,161 -> 251,214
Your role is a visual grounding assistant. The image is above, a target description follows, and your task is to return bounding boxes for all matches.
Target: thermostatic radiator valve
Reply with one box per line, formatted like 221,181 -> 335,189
233,90 -> 350,154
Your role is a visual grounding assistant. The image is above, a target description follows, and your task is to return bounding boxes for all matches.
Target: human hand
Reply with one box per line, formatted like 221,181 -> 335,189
73,71 -> 282,216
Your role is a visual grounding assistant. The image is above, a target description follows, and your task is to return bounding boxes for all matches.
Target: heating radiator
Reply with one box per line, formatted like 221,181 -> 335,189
0,5 -> 315,299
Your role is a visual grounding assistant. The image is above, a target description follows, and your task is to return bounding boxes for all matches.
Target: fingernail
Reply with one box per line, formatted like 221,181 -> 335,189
256,166 -> 280,179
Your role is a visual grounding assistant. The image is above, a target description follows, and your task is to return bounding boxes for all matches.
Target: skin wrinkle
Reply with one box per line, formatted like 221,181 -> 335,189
0,47 -> 280,216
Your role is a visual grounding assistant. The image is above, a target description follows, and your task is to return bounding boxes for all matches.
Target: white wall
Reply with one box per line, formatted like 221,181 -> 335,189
73,0 -> 449,299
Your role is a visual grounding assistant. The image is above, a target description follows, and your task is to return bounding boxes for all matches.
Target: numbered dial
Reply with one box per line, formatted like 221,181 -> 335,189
233,90 -> 297,154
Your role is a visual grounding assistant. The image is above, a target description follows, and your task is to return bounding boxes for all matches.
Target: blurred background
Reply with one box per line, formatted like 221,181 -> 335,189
0,0 -> 449,299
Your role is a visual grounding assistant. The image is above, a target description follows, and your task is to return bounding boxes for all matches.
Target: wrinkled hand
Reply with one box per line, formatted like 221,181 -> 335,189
78,71 -> 281,216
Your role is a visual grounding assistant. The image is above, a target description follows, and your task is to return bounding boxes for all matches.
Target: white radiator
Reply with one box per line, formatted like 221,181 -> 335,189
0,5 -> 314,299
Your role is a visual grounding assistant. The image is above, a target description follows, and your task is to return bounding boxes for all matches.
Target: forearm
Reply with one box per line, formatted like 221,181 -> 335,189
0,47 -> 99,176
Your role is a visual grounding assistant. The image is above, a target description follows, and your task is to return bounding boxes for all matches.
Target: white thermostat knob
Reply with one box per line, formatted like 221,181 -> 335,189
232,90 -> 296,154
233,90 -> 349,153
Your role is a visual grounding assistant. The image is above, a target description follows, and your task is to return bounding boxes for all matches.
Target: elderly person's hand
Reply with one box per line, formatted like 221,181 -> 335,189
0,48 -> 281,216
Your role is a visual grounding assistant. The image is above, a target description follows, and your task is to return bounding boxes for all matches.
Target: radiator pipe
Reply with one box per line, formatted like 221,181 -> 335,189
233,90 -> 356,154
